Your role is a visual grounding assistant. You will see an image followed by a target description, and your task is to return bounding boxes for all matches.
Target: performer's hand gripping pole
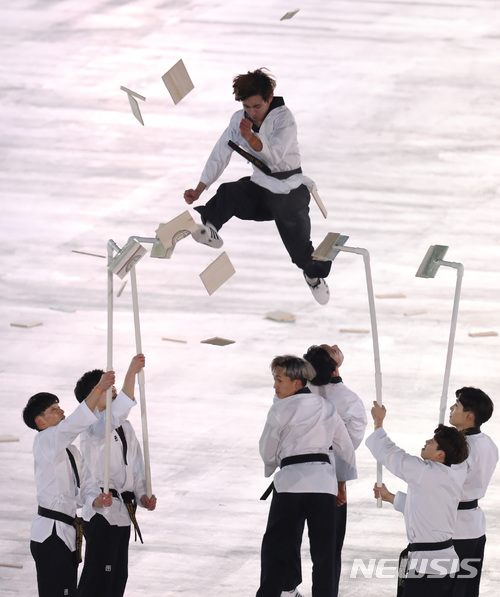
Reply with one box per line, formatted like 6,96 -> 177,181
416,245 -> 464,424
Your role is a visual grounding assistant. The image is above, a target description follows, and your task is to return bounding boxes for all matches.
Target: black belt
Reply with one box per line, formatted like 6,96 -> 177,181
408,539 -> 453,552
100,488 -> 143,544
281,453 -> 330,467
37,506 -> 84,563
228,140 -> 302,180
260,453 -> 330,501
458,499 -> 478,510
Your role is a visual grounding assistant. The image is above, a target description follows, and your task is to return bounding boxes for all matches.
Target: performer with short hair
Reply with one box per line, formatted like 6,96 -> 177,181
367,402 -> 469,597
184,68 -> 331,305
302,343 -> 367,596
23,372 -> 115,597
74,354 -> 157,597
257,355 -> 356,597
448,386 -> 498,597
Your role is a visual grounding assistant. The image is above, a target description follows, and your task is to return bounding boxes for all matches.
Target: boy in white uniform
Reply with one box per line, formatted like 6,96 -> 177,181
367,402 -> 469,597
23,371 -> 115,597
257,355 -> 356,597
74,354 -> 157,597
303,343 -> 367,596
448,386 -> 498,597
184,68 -> 331,305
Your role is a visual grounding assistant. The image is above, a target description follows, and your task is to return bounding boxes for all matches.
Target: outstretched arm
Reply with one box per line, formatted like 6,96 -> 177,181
122,354 -> 145,400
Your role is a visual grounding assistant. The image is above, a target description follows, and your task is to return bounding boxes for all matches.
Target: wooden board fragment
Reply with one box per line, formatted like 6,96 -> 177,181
0,435 -> 20,442
49,306 -> 76,313
280,8 -> 300,20
162,337 -> 188,344
117,281 -> 127,298
376,293 -> 406,299
404,309 -> 427,317
311,184 -> 328,219
10,322 -> 43,328
199,252 -> 236,295
156,211 -> 198,250
468,331 -> 498,337
201,337 -> 235,346
0,562 -> 23,568
120,86 -> 146,125
161,59 -> 194,105
72,250 -> 106,259
339,328 -> 369,334
265,310 -> 296,322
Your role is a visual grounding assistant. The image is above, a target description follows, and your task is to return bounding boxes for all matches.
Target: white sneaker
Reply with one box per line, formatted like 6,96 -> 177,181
304,273 -> 330,305
192,222 -> 223,249
281,590 -> 305,597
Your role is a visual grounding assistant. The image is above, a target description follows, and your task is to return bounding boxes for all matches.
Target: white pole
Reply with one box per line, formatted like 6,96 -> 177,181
104,241 -> 115,494
437,261 -> 464,424
335,245 -> 383,507
129,266 -> 153,497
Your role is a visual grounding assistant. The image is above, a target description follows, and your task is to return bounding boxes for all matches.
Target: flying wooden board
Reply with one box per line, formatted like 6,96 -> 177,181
120,86 -> 146,125
161,59 -> 194,105
199,252 -> 236,296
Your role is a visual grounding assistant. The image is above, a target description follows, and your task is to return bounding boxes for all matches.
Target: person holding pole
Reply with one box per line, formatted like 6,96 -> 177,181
367,402 -> 469,597
183,68 -> 332,305
448,386 -> 498,597
257,355 -> 356,597
74,354 -> 157,597
22,372 -> 115,597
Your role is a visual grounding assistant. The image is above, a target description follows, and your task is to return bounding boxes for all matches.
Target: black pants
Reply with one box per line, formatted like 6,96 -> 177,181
195,178 -> 332,279
282,501 -> 346,596
452,535 -> 486,597
256,491 -> 337,597
77,514 -> 131,597
30,524 -> 78,597
402,574 -> 454,597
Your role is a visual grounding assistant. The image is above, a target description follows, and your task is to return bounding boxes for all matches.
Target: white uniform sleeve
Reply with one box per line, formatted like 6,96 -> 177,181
259,408 -> 281,478
365,427 -> 426,484
200,113 -> 241,189
393,490 -> 406,513
86,391 -> 137,441
75,446 -> 101,510
330,412 -> 357,481
343,394 -> 368,450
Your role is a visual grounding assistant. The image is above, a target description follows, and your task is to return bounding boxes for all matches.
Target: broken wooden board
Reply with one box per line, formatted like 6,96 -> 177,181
468,331 -> 498,337
10,322 -> 43,329
265,310 -> 296,322
201,337 -> 235,346
72,249 -> 106,259
280,8 -> 300,20
376,293 -> 406,299
161,59 -> 194,105
339,328 -> 370,334
156,211 -> 198,250
120,86 -> 146,125
199,252 -> 236,296
0,435 -> 20,443
162,337 -> 188,344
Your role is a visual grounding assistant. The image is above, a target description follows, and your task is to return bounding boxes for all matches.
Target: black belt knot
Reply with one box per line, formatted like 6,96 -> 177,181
100,488 -> 143,544
37,506 -> 84,563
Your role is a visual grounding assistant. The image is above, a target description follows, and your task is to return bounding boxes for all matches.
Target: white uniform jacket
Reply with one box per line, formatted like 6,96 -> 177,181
80,391 -> 147,526
200,97 -> 304,195
366,427 -> 467,575
308,377 -> 367,450
260,388 -> 357,495
453,428 -> 498,540
30,401 -> 100,550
